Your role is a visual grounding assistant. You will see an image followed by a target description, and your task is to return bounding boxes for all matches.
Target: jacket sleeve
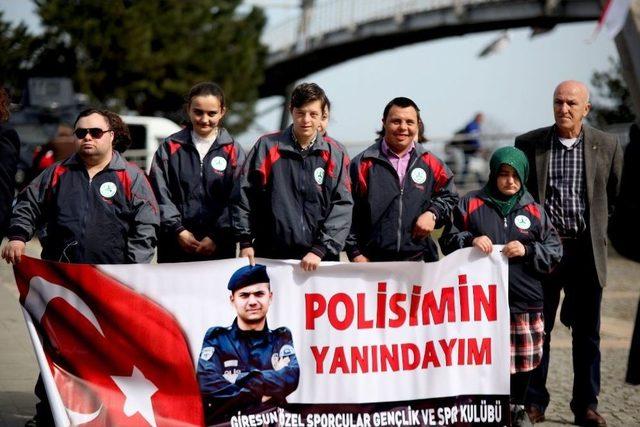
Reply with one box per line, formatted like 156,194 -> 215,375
439,196 -> 475,255
345,157 -> 363,260
424,154 -> 459,228
6,167 -> 54,242
238,329 -> 300,399
212,142 -> 247,240
126,167 -> 160,263
232,141 -> 264,249
514,137 -> 537,197
0,129 -> 19,236
197,333 -> 259,419
310,149 -> 353,258
148,143 -> 184,236
525,205 -> 562,274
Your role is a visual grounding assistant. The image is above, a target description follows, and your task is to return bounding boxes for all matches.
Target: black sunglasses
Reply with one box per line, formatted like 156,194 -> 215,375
74,128 -> 113,139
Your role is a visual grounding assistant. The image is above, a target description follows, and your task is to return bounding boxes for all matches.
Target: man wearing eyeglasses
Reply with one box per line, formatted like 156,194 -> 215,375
1,108 -> 159,266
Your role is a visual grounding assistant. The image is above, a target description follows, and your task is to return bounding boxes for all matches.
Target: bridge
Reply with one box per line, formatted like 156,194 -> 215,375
258,0 -> 602,98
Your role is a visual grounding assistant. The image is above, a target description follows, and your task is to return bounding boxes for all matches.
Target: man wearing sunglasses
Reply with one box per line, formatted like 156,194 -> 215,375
2,108 -> 159,266
2,108 -> 160,427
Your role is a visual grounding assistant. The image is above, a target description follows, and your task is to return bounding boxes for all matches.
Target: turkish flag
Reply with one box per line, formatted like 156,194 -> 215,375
14,256 -> 204,427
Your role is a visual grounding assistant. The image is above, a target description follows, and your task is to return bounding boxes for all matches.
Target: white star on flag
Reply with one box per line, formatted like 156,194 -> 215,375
111,366 -> 159,427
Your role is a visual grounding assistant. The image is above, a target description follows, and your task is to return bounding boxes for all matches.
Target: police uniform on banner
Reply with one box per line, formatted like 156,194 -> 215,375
197,265 -> 300,425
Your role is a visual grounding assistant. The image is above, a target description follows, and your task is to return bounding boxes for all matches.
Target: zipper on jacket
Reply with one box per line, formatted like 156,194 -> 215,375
391,154 -> 419,254
397,188 -> 404,252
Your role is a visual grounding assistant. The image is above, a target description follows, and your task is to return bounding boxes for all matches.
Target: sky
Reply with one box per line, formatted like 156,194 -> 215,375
0,0 -> 620,146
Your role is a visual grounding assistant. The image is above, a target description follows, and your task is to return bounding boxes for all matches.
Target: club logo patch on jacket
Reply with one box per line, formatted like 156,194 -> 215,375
211,156 -> 227,171
514,215 -> 531,230
100,182 -> 117,198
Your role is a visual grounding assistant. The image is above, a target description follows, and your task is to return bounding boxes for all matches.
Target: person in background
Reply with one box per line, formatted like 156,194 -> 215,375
29,123 -> 75,182
515,80 -> 623,426
2,108 -> 159,427
461,112 -> 484,155
233,82 -> 352,271
607,122 -> 640,385
345,96 -> 457,262
440,146 -> 562,426
149,82 -> 245,262
450,112 -> 484,180
0,87 -> 20,243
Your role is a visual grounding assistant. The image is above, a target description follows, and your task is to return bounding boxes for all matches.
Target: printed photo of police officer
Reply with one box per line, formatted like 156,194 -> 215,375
197,264 -> 300,425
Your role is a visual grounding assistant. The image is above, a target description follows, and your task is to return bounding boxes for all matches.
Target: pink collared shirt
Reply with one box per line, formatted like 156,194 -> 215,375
381,139 -> 415,185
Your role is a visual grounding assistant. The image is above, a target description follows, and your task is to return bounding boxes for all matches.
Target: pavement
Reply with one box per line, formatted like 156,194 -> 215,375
0,243 -> 638,427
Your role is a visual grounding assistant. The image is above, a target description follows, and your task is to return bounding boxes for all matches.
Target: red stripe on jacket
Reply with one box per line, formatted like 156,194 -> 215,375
168,141 -> 181,155
257,144 -> 281,186
464,197 -> 485,230
421,153 -> 449,192
50,164 -> 68,189
115,170 -> 133,201
357,159 -> 373,196
320,150 -> 336,179
222,144 -> 238,168
525,203 -> 541,220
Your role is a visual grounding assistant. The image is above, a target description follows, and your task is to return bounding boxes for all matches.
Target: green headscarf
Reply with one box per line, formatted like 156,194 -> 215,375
482,146 -> 529,217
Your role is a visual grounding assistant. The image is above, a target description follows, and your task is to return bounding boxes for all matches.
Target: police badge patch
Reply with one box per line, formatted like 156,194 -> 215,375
279,344 -> 295,358
223,360 -> 240,383
200,346 -> 214,361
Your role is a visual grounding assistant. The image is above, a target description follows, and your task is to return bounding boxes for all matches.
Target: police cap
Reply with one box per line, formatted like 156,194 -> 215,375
228,264 -> 270,292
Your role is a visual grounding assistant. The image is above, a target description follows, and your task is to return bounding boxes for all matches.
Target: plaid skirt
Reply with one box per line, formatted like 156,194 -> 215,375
510,312 -> 544,374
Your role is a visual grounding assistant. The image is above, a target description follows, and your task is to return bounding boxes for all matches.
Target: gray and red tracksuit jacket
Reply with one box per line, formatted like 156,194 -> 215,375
440,189 -> 562,312
232,126 -> 352,260
149,127 -> 246,262
345,141 -> 458,261
7,151 -> 159,264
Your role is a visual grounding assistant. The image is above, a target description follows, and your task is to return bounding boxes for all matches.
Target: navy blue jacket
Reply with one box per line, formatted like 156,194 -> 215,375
149,128 -> 245,262
8,151 -> 159,264
197,319 -> 299,424
346,140 -> 458,261
440,189 -> 562,312
233,126 -> 352,260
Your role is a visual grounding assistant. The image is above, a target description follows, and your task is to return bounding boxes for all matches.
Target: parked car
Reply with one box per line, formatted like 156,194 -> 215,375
121,115 -> 181,173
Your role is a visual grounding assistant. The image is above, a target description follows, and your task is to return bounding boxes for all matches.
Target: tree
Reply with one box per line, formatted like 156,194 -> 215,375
590,57 -> 636,127
0,11 -> 38,94
33,0 -> 267,133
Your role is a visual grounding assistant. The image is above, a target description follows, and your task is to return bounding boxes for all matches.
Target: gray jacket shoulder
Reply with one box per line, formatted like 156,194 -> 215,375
515,126 -> 553,145
584,124 -> 618,146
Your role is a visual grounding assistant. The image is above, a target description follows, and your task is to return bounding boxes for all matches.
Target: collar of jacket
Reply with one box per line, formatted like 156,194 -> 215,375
169,126 -> 234,147
361,138 -> 428,162
64,150 -> 127,171
477,186 -> 537,210
231,317 -> 270,342
278,125 -> 329,155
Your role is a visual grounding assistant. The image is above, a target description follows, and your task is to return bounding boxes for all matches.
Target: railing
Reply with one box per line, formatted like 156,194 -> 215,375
262,0 -> 507,53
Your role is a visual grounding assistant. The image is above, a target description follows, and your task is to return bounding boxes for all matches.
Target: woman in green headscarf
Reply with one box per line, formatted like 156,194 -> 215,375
440,146 -> 562,426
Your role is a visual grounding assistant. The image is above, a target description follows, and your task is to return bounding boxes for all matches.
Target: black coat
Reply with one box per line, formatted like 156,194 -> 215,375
0,125 -> 20,241
440,189 -> 562,312
149,127 -> 246,262
346,140 -> 458,261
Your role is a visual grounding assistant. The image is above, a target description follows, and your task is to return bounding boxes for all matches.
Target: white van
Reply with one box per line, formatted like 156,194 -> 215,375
121,115 -> 182,173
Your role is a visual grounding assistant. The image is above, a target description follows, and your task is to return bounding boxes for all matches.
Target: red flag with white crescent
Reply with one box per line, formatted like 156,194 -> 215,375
13,256 -> 204,427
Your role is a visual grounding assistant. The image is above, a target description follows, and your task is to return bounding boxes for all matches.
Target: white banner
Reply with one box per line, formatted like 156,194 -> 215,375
15,247 -> 509,427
